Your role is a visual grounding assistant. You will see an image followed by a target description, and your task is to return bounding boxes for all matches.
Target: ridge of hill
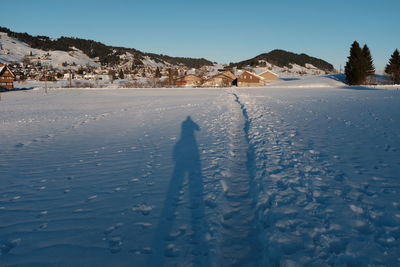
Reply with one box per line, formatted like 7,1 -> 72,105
231,49 -> 334,72
0,26 -> 214,69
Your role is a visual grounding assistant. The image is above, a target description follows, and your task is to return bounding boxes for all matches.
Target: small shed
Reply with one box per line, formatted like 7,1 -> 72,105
0,64 -> 15,90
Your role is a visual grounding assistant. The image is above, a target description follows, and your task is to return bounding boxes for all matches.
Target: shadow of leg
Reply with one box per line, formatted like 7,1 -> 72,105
148,167 -> 184,266
188,167 -> 211,266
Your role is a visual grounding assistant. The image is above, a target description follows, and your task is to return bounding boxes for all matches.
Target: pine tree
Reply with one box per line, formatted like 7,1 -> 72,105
385,49 -> 400,84
362,45 -> 375,76
118,69 -> 124,79
155,67 -> 161,78
108,70 -> 116,83
345,41 -> 367,85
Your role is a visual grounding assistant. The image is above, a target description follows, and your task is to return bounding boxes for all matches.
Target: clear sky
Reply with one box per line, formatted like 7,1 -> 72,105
1,0 -> 399,71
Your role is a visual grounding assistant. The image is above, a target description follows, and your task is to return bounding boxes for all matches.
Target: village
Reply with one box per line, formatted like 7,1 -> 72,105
0,60 -> 280,90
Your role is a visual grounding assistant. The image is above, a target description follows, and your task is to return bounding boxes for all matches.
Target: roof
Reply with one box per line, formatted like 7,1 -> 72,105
204,73 -> 235,82
0,64 -> 16,77
175,74 -> 203,81
258,70 -> 279,77
221,71 -> 237,80
240,70 -> 264,80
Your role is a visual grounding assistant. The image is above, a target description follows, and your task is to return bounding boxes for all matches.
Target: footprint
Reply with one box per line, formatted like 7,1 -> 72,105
104,223 -> 124,235
108,237 -> 122,254
132,204 -> 153,216
0,238 -> 21,255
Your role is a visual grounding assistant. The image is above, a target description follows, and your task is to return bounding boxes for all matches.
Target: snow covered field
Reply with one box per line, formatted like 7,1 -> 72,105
1,77 -> 400,266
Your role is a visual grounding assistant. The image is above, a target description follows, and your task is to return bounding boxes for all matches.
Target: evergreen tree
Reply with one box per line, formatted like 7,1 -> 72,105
119,69 -> 124,79
108,70 -> 116,83
345,41 -> 367,85
385,49 -> 400,84
155,67 -> 162,78
362,45 -> 375,76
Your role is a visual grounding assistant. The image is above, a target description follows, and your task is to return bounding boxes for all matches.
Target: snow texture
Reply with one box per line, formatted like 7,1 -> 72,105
1,76 -> 400,266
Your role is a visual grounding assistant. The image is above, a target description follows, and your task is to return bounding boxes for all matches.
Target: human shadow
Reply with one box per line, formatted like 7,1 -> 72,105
148,116 -> 210,266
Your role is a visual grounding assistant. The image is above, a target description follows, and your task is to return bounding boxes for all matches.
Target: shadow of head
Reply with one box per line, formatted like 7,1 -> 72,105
173,116 -> 201,168
181,116 -> 200,138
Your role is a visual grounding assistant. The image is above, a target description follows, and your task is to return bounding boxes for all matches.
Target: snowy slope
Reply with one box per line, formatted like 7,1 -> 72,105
271,74 -> 347,88
0,31 -> 215,70
0,32 -> 100,69
251,62 -> 330,78
1,80 -> 400,266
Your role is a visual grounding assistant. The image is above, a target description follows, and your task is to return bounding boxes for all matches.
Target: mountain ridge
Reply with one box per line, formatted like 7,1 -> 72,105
0,26 -> 214,69
1,26 -> 334,73
231,49 -> 334,72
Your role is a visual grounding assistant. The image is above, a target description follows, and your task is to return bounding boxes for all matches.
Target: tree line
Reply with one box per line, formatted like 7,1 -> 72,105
345,41 -> 400,85
0,27 -> 213,68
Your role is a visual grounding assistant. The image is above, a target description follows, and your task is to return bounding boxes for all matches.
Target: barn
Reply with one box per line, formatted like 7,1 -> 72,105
237,71 -> 264,87
0,64 -> 15,90
202,73 -> 235,87
258,70 -> 279,83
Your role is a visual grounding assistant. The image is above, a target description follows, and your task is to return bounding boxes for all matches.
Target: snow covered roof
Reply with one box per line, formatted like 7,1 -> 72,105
240,70 -> 264,80
0,63 -> 15,77
257,70 -> 279,77
204,73 -> 235,82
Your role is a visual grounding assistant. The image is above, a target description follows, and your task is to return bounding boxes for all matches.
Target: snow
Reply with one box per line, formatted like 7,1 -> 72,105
140,56 -> 166,68
0,32 -> 99,69
251,62 -> 329,78
1,76 -> 400,266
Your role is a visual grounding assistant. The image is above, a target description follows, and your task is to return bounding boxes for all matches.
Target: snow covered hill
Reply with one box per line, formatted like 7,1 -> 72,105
1,28 -> 334,77
0,32 -> 100,69
0,81 -> 399,266
232,49 -> 335,77
0,28 -> 214,70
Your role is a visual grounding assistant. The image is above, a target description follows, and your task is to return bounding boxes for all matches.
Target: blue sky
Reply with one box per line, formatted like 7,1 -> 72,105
1,0 -> 399,70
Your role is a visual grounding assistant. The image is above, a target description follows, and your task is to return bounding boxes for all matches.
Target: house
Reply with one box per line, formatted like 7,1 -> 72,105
237,71 -> 264,87
221,71 -> 237,80
0,64 -> 16,90
258,70 -> 279,83
175,74 -> 203,87
202,73 -> 235,87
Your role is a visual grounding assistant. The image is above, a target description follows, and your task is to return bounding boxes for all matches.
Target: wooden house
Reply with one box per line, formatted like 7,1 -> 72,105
0,64 -> 15,90
175,74 -> 203,87
258,70 -> 279,83
221,71 -> 237,80
237,71 -> 264,87
202,73 -> 235,87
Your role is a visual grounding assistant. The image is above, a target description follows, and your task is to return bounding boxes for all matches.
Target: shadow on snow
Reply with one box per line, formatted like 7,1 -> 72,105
148,116 -> 210,266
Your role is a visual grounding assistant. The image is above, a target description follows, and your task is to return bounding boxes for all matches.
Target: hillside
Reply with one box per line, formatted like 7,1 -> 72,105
1,27 -> 334,77
231,49 -> 334,72
0,26 -> 214,69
